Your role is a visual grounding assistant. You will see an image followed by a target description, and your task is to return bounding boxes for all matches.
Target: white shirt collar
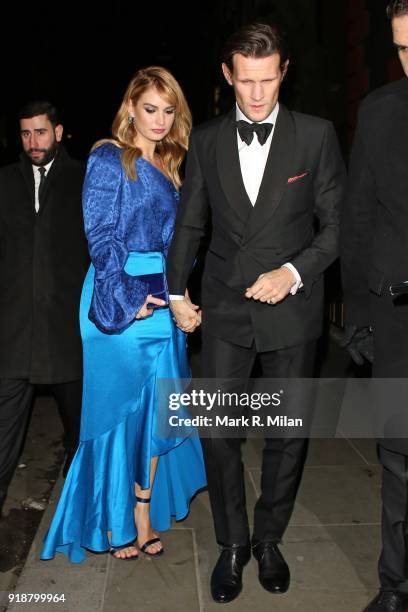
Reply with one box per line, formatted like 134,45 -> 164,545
32,159 -> 54,175
235,101 -> 279,125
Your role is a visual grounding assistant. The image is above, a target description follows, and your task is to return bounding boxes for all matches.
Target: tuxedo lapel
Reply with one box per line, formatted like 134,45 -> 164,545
245,104 -> 296,241
216,109 -> 252,223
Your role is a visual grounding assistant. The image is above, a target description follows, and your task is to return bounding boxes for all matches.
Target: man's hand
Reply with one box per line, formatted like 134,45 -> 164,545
340,324 -> 374,365
135,295 -> 166,319
184,289 -> 201,314
170,296 -> 201,333
245,267 -> 296,304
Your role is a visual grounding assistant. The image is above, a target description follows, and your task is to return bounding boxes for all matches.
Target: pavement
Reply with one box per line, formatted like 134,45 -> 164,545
1,340 -> 383,612
3,439 -> 381,611
0,395 -> 64,610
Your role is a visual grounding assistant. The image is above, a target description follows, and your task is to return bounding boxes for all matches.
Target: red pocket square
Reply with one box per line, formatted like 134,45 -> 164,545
287,172 -> 309,184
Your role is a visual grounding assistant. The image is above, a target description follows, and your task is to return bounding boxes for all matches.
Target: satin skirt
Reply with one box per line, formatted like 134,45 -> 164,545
41,252 -> 206,563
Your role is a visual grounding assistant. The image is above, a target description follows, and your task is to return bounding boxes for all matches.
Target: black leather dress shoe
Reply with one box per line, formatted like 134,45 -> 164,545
210,544 -> 251,604
363,590 -> 407,611
252,540 -> 290,594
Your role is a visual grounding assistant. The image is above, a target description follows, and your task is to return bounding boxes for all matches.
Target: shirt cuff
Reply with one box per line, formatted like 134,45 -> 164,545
169,294 -> 184,300
282,263 -> 303,295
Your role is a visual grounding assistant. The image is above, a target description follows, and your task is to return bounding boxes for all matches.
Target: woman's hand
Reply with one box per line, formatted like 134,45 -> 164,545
135,295 -> 166,320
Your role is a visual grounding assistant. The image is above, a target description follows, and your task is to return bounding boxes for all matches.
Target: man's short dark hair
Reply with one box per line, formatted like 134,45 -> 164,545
18,101 -> 60,127
387,0 -> 408,19
222,20 -> 290,72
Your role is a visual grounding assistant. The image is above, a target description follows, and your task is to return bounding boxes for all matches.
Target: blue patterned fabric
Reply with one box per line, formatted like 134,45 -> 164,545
84,143 -> 181,333
40,144 -> 206,563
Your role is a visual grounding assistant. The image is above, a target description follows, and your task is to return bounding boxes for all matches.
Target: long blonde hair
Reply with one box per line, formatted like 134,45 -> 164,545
93,66 -> 192,189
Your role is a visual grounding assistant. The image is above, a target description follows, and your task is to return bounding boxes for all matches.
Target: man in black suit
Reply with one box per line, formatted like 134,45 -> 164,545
167,20 -> 345,603
341,2 -> 408,611
0,101 -> 89,516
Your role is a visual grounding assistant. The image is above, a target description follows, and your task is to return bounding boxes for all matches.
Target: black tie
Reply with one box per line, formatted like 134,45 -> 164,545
236,120 -> 273,146
38,166 -> 46,207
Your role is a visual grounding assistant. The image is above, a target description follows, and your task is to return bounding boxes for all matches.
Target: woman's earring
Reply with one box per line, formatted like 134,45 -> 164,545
128,116 -> 134,124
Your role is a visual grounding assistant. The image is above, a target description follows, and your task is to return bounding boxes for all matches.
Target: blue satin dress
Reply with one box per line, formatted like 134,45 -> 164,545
41,143 -> 206,563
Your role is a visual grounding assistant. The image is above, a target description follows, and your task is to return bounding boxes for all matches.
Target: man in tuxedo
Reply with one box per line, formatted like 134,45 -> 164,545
341,2 -> 408,610
167,20 -> 345,603
0,101 -> 89,516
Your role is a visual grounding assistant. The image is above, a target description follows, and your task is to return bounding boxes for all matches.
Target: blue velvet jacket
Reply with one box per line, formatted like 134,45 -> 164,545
82,142 -> 179,333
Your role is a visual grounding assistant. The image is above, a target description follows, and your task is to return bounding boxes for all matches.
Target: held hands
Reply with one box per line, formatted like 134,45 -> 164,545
340,324 -> 374,366
170,290 -> 201,333
135,295 -> 166,320
245,267 -> 296,305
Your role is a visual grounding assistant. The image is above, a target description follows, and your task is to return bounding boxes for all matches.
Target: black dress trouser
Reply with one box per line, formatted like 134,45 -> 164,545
0,378 -> 82,507
372,292 -> 408,592
201,333 -> 316,547
378,445 -> 408,592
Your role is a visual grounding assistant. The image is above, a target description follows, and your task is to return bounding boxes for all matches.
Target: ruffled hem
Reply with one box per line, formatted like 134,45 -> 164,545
41,405 -> 206,563
41,251 -> 207,564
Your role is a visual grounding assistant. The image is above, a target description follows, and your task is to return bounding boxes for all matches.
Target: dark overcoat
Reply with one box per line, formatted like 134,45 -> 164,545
0,146 -> 89,383
341,78 -> 408,454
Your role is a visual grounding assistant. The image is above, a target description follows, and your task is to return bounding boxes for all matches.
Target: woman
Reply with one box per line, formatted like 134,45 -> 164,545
41,67 -> 206,563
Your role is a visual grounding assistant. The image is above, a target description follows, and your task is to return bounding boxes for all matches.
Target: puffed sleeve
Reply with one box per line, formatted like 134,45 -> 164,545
83,144 -> 149,334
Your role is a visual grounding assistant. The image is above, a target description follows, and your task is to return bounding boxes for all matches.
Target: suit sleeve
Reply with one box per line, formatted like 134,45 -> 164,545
290,121 -> 346,294
83,145 -> 148,334
166,132 -> 209,294
340,103 -> 376,327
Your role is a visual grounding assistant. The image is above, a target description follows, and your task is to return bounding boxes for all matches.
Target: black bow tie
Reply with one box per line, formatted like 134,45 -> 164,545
236,120 -> 273,146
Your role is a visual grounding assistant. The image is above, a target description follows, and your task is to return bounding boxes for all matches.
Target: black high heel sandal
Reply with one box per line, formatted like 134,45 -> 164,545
109,540 -> 138,561
135,496 -> 164,556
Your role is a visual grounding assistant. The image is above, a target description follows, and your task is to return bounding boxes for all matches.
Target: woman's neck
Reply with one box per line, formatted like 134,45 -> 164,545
134,139 -> 156,163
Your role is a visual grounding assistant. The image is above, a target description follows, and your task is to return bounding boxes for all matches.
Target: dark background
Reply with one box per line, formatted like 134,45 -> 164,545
0,0 -> 404,320
0,0 -> 403,163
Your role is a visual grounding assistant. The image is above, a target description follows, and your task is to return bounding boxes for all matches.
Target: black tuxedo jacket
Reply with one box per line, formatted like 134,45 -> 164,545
167,104 -> 345,351
0,147 -> 89,383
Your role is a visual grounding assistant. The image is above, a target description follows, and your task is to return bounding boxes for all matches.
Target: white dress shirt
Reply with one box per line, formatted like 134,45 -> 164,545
236,102 -> 278,205
170,103 -> 302,300
33,159 -> 53,213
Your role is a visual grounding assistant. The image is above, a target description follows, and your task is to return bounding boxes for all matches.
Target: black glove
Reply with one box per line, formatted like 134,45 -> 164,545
340,324 -> 374,366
